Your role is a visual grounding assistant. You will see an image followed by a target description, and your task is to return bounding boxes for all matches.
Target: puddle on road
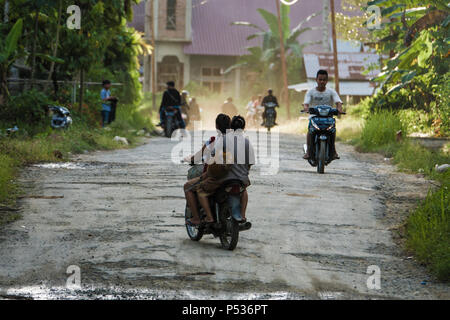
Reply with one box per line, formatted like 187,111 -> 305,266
4,285 -> 308,300
33,162 -> 118,170
33,162 -> 87,170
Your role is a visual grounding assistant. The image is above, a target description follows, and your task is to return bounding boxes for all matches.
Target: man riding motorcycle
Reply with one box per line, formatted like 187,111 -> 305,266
303,70 -> 343,160
261,89 -> 279,126
157,81 -> 186,129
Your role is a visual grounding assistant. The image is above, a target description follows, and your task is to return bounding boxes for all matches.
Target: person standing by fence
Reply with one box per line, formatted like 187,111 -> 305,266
100,80 -> 117,127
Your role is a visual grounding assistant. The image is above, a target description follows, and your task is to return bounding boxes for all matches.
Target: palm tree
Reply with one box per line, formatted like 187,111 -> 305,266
0,19 -> 23,105
225,5 -> 321,91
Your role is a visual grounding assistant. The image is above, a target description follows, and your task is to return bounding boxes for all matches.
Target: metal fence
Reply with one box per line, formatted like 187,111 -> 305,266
6,78 -> 123,104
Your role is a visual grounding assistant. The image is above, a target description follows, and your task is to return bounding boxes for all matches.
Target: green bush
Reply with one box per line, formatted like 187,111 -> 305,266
0,154 -> 18,205
407,177 -> 450,281
358,110 -> 406,152
0,90 -> 53,126
397,109 -> 434,135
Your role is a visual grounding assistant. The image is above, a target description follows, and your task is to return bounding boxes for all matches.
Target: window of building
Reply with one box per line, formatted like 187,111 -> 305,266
201,67 -> 223,93
166,0 -> 176,30
202,67 -> 221,77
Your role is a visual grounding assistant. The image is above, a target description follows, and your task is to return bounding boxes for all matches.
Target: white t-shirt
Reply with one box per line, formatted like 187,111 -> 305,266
210,130 -> 255,165
304,87 -> 342,108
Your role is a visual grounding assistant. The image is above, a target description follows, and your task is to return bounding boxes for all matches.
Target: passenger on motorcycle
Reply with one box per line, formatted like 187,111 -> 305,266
157,81 -> 186,129
261,89 -> 279,126
303,70 -> 343,160
227,115 -> 255,222
184,114 -> 231,226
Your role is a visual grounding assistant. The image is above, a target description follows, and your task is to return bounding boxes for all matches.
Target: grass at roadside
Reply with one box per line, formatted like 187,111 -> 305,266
406,171 -> 449,281
342,108 -> 449,281
0,106 -> 154,225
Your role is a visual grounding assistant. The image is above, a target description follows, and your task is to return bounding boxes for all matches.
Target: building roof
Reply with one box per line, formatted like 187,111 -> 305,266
128,1 -> 146,33
303,52 -> 380,81
129,0 -> 354,56
184,0 -> 331,56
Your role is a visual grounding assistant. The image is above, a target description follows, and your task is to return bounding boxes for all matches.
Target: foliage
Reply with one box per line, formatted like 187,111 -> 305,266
0,18 -> 23,103
0,0 -> 148,110
335,0 -> 372,42
407,176 -> 450,281
366,1 -> 449,136
0,89 -> 53,127
358,110 -> 406,152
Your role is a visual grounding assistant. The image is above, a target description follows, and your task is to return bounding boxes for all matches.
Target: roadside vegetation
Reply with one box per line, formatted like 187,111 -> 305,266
334,0 -> 450,281
0,1 -> 153,225
340,105 -> 449,281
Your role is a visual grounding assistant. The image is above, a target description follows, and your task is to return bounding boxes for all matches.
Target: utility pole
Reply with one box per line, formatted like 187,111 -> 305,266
275,0 -> 290,120
329,0 -> 340,95
150,0 -> 157,114
4,1 -> 9,23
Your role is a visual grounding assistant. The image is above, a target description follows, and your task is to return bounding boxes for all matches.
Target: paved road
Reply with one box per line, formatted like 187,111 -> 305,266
0,132 -> 448,299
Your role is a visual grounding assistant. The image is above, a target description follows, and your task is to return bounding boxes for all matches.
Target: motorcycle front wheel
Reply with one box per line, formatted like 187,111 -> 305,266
317,140 -> 326,174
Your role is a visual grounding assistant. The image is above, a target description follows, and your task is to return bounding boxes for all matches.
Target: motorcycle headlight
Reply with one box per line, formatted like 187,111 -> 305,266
318,108 -> 330,116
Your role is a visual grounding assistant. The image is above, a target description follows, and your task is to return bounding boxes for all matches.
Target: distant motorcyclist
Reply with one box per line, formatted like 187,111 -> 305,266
189,97 -> 201,121
157,81 -> 185,129
261,89 -> 279,126
221,97 -> 238,118
303,69 -> 343,160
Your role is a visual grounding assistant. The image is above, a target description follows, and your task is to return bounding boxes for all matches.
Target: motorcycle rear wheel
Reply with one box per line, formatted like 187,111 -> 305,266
219,207 -> 239,250
185,205 -> 204,241
165,120 -> 173,138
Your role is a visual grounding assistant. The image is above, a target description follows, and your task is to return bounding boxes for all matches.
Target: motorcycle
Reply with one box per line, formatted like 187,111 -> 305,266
49,106 -> 72,129
184,164 -> 252,251
246,104 -> 263,128
263,102 -> 277,132
302,105 -> 345,174
163,106 -> 182,138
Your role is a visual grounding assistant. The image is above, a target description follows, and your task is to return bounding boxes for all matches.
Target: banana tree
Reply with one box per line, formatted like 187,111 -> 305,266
226,6 -> 321,91
0,18 -> 23,105
367,0 -> 449,93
